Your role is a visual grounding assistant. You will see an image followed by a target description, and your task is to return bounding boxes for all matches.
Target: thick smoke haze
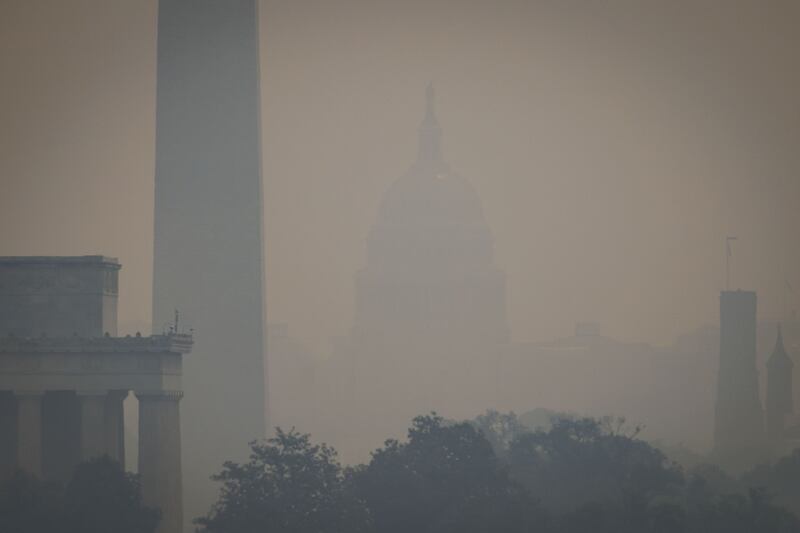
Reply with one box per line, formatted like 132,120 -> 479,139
2,1 -> 799,352
5,3 -> 800,532
2,0 -> 800,454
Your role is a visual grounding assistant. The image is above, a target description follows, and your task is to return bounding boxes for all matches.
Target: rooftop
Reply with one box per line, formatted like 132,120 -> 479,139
0,333 -> 193,354
0,256 -> 120,268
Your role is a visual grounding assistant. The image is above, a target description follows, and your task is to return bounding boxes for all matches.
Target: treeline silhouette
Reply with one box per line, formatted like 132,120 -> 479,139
198,412 -> 800,533
0,456 -> 158,533
1,412 -> 799,533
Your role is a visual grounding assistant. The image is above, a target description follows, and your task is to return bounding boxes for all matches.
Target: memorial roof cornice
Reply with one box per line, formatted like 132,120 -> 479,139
0,333 -> 193,354
0,255 -> 121,269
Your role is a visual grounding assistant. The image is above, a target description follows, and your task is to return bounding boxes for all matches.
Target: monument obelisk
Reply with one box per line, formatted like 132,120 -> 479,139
152,1 -> 266,528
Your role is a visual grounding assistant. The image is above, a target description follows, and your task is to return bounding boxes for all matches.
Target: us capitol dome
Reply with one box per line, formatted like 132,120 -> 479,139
354,84 -> 508,347
321,87 -> 509,456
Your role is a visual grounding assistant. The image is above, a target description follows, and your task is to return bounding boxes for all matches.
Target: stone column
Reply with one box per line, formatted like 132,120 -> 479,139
104,391 -> 127,466
14,391 -> 43,477
137,391 -> 183,533
78,391 -> 107,461
0,392 -> 16,480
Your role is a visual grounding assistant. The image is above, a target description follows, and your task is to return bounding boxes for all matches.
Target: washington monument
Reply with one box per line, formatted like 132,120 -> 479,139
152,0 -> 266,525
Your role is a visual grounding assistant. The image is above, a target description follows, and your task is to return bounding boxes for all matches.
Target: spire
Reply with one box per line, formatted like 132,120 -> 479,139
766,324 -> 794,441
768,324 -> 793,370
424,82 -> 437,124
417,82 -> 443,166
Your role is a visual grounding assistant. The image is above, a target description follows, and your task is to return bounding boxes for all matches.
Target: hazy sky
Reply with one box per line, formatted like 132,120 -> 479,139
1,0 -> 799,354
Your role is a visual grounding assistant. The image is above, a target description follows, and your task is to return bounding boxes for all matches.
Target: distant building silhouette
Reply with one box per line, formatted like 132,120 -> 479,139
290,89 -> 800,465
714,291 -> 764,461
766,325 -> 794,443
309,88 -> 732,461
354,84 -> 508,351
497,323 -> 718,451
323,86 -> 508,453
151,0 -> 266,526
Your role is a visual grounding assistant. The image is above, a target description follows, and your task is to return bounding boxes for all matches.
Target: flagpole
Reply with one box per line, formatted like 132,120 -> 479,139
726,244 -> 729,291
726,236 -> 737,291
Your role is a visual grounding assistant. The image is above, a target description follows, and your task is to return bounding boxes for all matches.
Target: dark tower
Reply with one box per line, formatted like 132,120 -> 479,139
152,0 -> 265,525
714,291 -> 764,457
766,325 -> 794,442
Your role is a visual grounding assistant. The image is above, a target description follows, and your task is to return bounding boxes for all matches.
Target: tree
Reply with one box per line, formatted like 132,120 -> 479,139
508,416 -> 683,513
686,489 -> 800,533
471,410 -> 528,457
685,463 -> 742,507
0,470 -> 62,533
0,457 -> 158,533
196,428 -> 369,533
196,414 -> 800,533
353,413 -> 544,533
63,456 -> 160,533
741,449 -> 800,518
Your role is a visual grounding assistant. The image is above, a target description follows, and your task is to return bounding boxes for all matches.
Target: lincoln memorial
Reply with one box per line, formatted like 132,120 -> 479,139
0,256 -> 191,533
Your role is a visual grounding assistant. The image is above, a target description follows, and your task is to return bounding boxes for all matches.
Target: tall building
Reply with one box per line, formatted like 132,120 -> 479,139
152,0 -> 265,525
714,290 -> 764,458
766,325 -> 794,442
